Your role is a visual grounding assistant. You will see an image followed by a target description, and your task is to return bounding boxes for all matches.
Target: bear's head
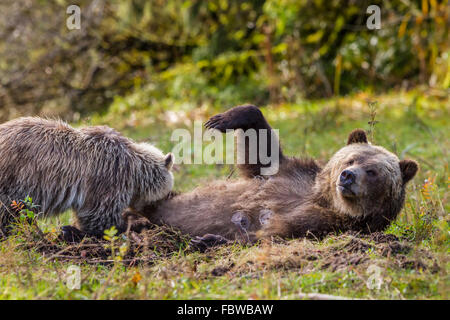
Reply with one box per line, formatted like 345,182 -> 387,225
316,129 -> 418,225
133,142 -> 175,207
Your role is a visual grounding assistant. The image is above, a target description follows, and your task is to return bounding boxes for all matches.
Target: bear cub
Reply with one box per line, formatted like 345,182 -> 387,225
0,117 -> 174,239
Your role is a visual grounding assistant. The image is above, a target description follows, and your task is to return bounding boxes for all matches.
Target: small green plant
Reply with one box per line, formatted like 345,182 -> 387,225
367,100 -> 379,143
10,196 -> 40,233
4,197 -> 46,244
103,226 -> 128,262
15,196 -> 39,222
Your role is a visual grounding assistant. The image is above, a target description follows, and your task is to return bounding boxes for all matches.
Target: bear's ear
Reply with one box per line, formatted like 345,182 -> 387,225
399,159 -> 418,184
164,153 -> 174,170
347,129 -> 368,145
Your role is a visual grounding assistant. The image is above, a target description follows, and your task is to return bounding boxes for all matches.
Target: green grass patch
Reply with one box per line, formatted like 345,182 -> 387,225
0,89 -> 448,299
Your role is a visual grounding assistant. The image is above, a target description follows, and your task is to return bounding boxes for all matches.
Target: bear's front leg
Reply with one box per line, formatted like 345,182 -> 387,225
205,105 -> 285,178
189,234 -> 231,252
60,225 -> 90,243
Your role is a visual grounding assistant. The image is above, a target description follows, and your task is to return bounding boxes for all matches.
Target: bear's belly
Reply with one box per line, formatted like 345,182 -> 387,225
145,175 -> 312,241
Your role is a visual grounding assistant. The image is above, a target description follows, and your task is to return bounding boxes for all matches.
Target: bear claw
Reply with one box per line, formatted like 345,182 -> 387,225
205,105 -> 262,132
189,234 -> 230,252
205,115 -> 229,132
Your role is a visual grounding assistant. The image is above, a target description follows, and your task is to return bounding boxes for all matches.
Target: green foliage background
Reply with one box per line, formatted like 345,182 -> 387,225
0,0 -> 448,120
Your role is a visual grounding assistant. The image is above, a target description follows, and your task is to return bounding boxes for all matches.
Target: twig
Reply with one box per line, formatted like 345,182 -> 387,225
43,239 -> 106,262
298,292 -> 362,300
47,255 -> 147,265
226,167 -> 236,180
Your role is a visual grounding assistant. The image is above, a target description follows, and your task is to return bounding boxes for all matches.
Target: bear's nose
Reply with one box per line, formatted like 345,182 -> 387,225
340,169 -> 355,186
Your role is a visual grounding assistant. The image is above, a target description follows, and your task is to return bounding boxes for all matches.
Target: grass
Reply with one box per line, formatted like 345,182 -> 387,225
0,89 -> 448,299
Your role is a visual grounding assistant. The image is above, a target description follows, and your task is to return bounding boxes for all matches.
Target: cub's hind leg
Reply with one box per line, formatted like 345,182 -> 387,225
205,105 -> 286,178
60,208 -> 148,243
71,198 -> 129,239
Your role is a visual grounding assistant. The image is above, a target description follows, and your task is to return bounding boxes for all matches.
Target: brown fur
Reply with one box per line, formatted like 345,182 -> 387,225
205,105 -> 285,178
0,117 -> 174,237
138,106 -> 419,243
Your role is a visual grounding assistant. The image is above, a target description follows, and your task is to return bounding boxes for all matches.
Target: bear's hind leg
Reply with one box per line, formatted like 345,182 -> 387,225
60,207 -> 144,243
74,201 -> 128,238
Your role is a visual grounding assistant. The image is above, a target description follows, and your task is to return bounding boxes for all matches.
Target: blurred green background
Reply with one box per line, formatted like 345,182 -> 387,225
0,0 -> 448,121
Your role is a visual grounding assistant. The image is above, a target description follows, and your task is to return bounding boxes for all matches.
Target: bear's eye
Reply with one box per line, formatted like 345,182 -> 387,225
366,170 -> 377,177
347,160 -> 355,165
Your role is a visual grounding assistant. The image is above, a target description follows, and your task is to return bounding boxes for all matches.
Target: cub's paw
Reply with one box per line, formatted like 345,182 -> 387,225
189,234 -> 230,252
129,218 -> 153,233
60,225 -> 88,243
123,210 -> 152,233
205,105 -> 262,132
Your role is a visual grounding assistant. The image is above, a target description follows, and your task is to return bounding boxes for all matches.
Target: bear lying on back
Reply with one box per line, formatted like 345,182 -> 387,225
0,117 -> 174,238
137,105 -> 418,248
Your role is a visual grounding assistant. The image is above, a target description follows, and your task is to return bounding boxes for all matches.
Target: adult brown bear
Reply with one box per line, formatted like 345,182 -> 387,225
134,105 -> 418,250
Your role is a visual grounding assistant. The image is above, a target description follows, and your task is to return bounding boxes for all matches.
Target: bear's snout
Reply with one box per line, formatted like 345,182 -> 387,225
337,169 -> 358,198
339,169 -> 355,186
